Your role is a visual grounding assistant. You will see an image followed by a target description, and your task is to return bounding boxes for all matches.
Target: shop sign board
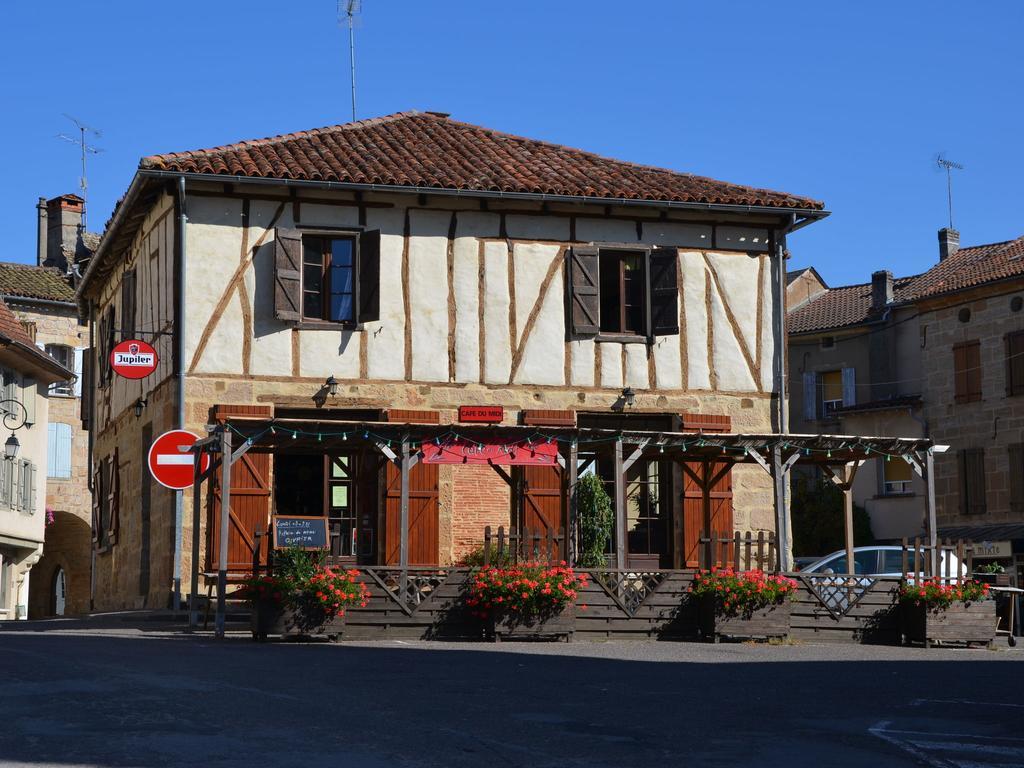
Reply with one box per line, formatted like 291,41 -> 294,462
110,339 -> 159,379
458,405 -> 504,423
148,430 -> 209,490
972,541 -> 1012,559
421,439 -> 558,466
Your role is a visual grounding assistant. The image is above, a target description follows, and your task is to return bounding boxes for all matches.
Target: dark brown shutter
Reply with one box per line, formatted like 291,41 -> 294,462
105,307 -> 116,385
966,341 -> 981,400
959,448 -> 986,516
273,227 -> 303,321
109,448 -> 120,543
567,246 -> 600,336
1005,331 -> 1024,396
358,229 -> 380,323
121,270 -> 137,337
647,247 -> 679,336
1009,443 -> 1024,516
80,348 -> 92,430
91,462 -> 102,544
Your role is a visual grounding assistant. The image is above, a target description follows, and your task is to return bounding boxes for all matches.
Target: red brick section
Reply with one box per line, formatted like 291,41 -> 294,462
141,111 -> 823,210
787,274 -> 921,334
451,464 -> 510,563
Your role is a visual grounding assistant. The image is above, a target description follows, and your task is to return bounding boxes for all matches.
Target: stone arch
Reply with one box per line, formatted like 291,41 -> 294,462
27,511 -> 91,618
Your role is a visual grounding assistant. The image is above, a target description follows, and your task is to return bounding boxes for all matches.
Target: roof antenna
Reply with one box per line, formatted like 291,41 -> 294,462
936,154 -> 964,231
339,0 -> 362,122
57,114 -> 103,231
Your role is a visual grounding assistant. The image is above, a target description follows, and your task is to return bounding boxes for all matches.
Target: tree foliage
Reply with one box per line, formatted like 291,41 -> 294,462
791,480 -> 874,558
576,473 -> 613,567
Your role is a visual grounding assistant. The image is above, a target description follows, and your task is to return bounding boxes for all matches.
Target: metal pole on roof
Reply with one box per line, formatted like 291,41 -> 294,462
341,0 -> 361,121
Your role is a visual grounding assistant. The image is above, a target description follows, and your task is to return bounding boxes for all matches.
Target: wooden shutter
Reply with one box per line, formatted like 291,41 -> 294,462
954,341 -> 981,403
958,448 -> 986,516
802,372 -> 817,420
1005,332 -> 1024,396
1009,443 -> 1024,516
80,348 -> 92,430
26,462 -> 36,515
108,449 -> 120,543
273,227 -> 303,322
383,409 -> 440,565
680,414 -> 732,567
22,378 -> 36,427
647,247 -> 679,336
519,463 -> 565,561
567,246 -> 600,336
104,307 -> 116,385
121,270 -> 137,337
91,462 -> 102,543
841,367 -> 856,407
357,229 -> 381,323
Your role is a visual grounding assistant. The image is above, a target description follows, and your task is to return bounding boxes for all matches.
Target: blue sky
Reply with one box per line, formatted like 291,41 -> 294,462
1,1 -> 1020,286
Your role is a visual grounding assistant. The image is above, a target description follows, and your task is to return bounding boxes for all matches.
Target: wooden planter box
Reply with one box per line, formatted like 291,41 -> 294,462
251,600 -> 345,642
489,605 -> 575,642
901,599 -> 997,648
697,597 -> 791,643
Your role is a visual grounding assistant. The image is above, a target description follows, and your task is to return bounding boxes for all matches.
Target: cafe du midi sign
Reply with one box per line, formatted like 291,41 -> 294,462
110,339 -> 159,379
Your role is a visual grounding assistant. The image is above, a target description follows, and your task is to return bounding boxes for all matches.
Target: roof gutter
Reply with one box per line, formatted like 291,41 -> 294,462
0,334 -> 74,381
1,295 -> 77,309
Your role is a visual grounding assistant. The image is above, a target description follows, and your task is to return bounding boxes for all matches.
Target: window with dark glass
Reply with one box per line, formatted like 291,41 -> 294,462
45,345 -> 74,396
302,236 -> 356,323
599,250 -> 645,334
1005,330 -> 1024,396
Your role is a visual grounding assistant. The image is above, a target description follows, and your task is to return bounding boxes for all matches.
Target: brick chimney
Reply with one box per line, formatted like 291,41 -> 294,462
43,194 -> 85,271
871,269 -> 893,311
938,227 -> 960,262
35,197 -> 47,267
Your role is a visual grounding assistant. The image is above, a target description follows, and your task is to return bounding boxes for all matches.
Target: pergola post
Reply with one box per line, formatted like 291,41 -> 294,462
701,459 -> 713,568
614,437 -> 626,570
770,445 -> 791,572
567,440 -> 579,566
399,438 -> 411,595
215,428 -> 232,639
822,461 -> 863,578
188,448 -> 203,632
924,450 -> 938,577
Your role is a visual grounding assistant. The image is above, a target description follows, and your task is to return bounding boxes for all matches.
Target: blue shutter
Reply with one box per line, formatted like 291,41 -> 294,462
47,423 -> 72,480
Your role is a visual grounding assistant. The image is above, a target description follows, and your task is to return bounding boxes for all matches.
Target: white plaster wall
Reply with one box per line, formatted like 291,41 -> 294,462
642,222 -> 713,248
482,240 -> 511,384
600,344 -> 623,389
300,330 -> 361,379
365,207 -> 408,380
681,251 -> 711,389
452,213 -> 499,384
709,281 -> 757,391
570,339 -> 596,386
407,210 -> 451,382
760,255 -> 776,392
624,344 -> 648,389
512,244 -> 565,386
0,391 -> 49,545
707,252 -> 760,356
651,332 -> 681,389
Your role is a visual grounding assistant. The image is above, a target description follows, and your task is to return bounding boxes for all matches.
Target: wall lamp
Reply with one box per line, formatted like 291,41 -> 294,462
326,376 -> 339,397
622,387 -> 636,408
134,397 -> 148,419
4,433 -> 19,460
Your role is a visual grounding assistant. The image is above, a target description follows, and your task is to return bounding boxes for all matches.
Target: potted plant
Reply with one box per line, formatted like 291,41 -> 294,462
900,578 -> 995,648
690,568 -> 798,642
973,562 -> 1011,587
467,561 -> 587,641
243,547 -> 370,641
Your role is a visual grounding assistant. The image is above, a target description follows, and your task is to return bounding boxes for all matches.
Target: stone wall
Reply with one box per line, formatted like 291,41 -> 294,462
920,281 -> 1024,527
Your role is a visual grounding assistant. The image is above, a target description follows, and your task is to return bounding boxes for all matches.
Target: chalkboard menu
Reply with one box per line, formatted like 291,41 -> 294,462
272,515 -> 330,550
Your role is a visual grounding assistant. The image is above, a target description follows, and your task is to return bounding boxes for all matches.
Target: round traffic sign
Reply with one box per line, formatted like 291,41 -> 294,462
148,430 -> 210,490
110,339 -> 158,380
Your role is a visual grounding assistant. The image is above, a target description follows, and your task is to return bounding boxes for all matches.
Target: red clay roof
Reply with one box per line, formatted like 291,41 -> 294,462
911,236 -> 1024,300
140,111 -> 823,210
787,274 -> 921,334
0,297 -> 73,378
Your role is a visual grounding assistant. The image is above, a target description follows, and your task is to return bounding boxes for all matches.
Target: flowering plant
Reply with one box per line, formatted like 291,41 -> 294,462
899,578 -> 989,609
466,562 -> 587,620
241,547 -> 370,619
689,568 -> 799,617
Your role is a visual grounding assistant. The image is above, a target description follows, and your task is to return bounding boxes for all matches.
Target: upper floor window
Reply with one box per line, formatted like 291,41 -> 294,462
800,367 -> 855,421
953,340 -> 982,403
820,370 -> 844,417
45,345 -> 74,396
881,457 -> 913,495
1005,330 -> 1024,397
273,228 -> 380,327
567,246 -> 679,340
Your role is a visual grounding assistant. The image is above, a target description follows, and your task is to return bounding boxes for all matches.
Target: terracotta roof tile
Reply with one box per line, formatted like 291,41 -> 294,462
140,111 -> 823,210
0,263 -> 76,303
787,274 -> 920,334
0,297 -> 40,348
910,236 -> 1024,299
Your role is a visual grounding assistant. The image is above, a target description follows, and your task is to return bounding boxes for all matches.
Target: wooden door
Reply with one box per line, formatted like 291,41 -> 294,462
208,451 -> 272,571
384,461 -> 439,566
680,414 -> 733,568
519,464 -> 565,561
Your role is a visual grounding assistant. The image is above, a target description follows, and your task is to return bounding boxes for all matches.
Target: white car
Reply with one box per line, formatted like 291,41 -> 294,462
800,545 -> 964,580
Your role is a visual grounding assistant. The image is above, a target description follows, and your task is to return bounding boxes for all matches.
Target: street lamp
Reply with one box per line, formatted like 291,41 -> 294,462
4,433 -> 18,460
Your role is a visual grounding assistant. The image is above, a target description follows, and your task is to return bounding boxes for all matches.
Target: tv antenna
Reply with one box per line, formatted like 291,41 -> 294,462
57,114 -> 103,230
338,0 -> 362,122
936,154 -> 964,231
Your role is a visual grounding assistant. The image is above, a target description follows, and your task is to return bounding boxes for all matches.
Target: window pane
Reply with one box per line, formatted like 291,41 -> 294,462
599,252 -> 621,333
331,266 -> 354,293
303,292 -> 322,319
303,238 -> 324,266
331,485 -> 349,507
330,293 -> 353,322
331,457 -> 349,478
304,263 -> 323,289
885,458 -> 913,482
331,239 -> 353,268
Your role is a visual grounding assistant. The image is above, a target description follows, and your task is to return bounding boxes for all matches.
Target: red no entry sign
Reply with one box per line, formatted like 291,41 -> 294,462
148,430 -> 210,490
110,339 -> 158,379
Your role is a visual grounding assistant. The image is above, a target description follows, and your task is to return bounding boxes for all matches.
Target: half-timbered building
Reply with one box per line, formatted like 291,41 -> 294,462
78,111 -> 833,612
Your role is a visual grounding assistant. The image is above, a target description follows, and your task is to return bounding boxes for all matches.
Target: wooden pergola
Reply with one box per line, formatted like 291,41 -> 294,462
187,417 -> 939,637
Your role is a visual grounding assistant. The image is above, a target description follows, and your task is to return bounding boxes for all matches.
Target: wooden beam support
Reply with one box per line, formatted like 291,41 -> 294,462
488,462 -> 515,488
924,450 -> 938,577
567,441 -> 579,566
621,439 -> 650,473
215,428 -> 232,639
614,437 -> 626,570
399,439 -> 411,596
771,444 -> 791,572
701,459 -> 712,569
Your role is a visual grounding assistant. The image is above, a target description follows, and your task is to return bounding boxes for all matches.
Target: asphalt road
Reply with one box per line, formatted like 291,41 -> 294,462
1,622 -> 1022,768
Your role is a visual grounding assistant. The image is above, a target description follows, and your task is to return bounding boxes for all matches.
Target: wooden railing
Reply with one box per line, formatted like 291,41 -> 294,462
482,525 -> 565,565
900,537 -> 974,582
698,530 -> 777,572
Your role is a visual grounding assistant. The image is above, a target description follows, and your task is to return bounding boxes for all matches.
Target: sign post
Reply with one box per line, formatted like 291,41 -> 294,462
148,430 -> 210,490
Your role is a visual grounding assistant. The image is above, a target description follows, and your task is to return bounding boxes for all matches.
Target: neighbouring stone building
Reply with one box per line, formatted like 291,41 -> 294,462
78,111 -> 829,611
0,195 -> 95,617
788,266 -> 926,542
0,297 -> 73,619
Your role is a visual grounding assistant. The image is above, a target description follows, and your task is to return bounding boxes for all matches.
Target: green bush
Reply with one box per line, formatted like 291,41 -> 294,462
577,473 -> 613,568
791,479 -> 874,557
